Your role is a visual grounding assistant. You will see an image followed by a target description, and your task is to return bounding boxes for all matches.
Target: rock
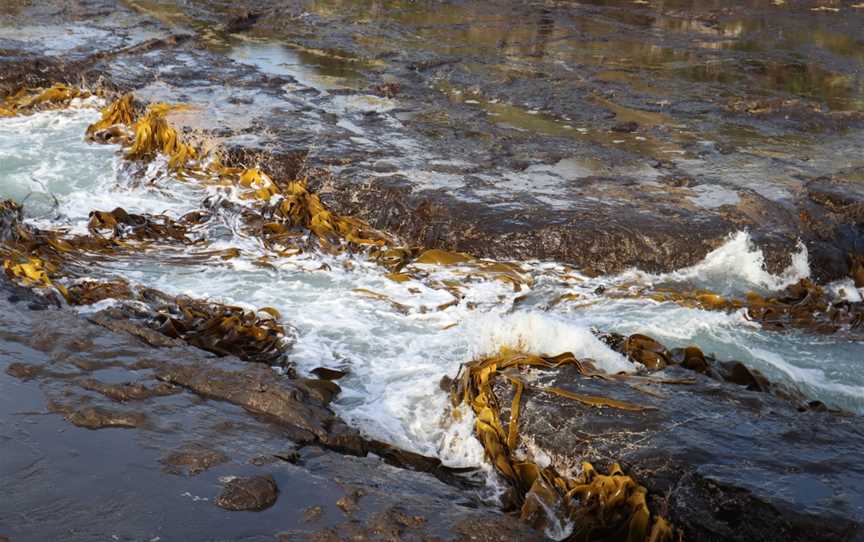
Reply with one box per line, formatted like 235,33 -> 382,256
161,445 -> 228,476
216,475 -> 278,511
482,362 -> 864,541
612,120 -> 639,132
303,505 -> 323,523
48,403 -> 147,429
88,310 -> 185,348
225,9 -> 261,33
335,487 -> 364,515
5,362 -> 42,380
78,378 -> 178,402
851,255 -> 864,288
311,367 -> 347,381
154,362 -> 342,444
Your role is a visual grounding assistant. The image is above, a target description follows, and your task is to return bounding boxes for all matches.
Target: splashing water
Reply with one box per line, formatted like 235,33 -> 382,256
1,107 -> 863,475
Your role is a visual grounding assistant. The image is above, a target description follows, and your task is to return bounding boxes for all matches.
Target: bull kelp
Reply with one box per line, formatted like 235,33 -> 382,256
0,83 -> 93,117
85,93 -> 392,250
451,350 -> 677,541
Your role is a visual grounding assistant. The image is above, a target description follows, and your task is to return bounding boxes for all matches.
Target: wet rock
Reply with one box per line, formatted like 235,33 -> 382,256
225,9 -> 262,33
88,309 -> 186,348
78,378 -> 178,402
49,402 -> 147,430
161,445 -> 228,476
0,273 -> 532,540
311,367 -> 347,381
5,362 -> 42,380
154,362 -> 344,445
851,255 -> 864,288
481,361 -> 864,541
303,505 -> 323,523
612,121 -> 639,133
335,487 -> 364,515
718,361 -> 772,393
216,475 -> 278,511
281,505 -> 538,542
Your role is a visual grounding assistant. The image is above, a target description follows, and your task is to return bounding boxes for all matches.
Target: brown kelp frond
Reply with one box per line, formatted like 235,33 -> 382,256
63,280 -> 295,367
271,179 -> 392,249
0,84 -> 92,117
126,102 -> 199,169
391,248 -> 534,292
85,93 -> 137,138
0,199 -> 220,305
450,350 -> 678,541
149,295 -> 293,365
85,93 -> 392,251
87,207 -> 201,244
642,279 -> 863,336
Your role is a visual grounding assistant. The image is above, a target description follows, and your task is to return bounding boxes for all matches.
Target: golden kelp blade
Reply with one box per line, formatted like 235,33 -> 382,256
0,84 -> 91,116
86,93 -> 136,136
1,255 -> 68,300
126,103 -> 198,170
86,93 -> 393,251
452,350 -> 677,540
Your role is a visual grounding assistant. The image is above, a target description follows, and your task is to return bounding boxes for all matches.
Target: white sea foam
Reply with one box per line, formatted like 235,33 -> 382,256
466,311 -> 632,373
617,231 -> 810,293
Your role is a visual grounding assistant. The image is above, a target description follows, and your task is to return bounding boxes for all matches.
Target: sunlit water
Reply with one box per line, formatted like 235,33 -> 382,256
1,108 -> 863,476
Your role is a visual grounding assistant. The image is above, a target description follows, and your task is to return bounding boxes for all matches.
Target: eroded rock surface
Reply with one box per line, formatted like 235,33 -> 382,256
216,475 -> 279,511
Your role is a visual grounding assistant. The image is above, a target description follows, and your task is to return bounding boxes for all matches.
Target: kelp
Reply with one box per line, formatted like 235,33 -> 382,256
450,350 -> 677,541
85,93 -> 136,137
87,207 -> 197,243
150,295 -> 293,365
0,84 -> 92,117
62,279 -> 295,366
86,93 -> 392,251
645,278 -> 863,337
596,330 -> 820,404
125,103 -> 199,170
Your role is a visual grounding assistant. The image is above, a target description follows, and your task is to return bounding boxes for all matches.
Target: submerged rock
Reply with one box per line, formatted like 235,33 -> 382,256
216,475 -> 279,511
161,445 -> 229,476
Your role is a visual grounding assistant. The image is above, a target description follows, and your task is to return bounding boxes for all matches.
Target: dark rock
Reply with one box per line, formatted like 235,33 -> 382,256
154,362 -> 341,444
216,475 -> 278,511
225,9 -> 262,33
310,367 -> 347,381
88,310 -> 186,348
48,403 -> 147,430
486,363 -> 864,541
78,378 -> 179,402
303,505 -> 323,523
161,445 -> 229,476
335,487 -> 364,515
612,121 -> 639,132
5,362 -> 42,380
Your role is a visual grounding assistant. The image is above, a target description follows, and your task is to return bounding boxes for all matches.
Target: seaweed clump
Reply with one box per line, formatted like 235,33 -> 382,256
0,84 -> 92,117
85,94 -> 392,251
64,280 -> 295,367
450,351 -> 677,541
644,279 -> 863,337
